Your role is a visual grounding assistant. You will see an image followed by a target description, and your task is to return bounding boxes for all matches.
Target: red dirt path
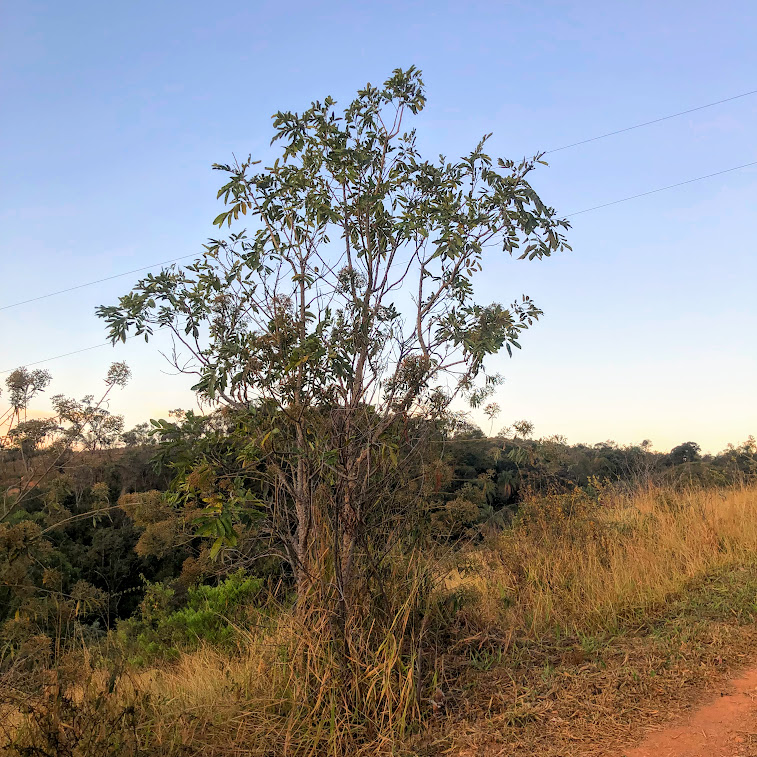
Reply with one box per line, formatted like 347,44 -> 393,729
617,666 -> 757,757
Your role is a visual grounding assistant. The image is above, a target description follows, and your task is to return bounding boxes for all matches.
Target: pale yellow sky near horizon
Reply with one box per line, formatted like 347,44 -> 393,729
9,356 -> 754,457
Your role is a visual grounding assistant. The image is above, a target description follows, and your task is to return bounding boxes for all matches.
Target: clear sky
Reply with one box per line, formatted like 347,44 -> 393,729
1,0 -> 755,453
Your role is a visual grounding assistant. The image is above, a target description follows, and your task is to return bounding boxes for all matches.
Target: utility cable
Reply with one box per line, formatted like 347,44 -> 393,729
1,88 -> 755,313
2,159 -> 757,374
545,88 -> 757,154
0,254 -> 196,312
565,160 -> 757,216
0,336 -> 140,375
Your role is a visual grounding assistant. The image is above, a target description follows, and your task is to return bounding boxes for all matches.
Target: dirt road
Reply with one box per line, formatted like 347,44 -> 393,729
619,666 -> 757,757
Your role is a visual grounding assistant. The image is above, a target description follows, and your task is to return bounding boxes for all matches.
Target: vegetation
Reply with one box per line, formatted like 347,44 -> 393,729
4,477 -> 757,756
97,65 -> 569,609
2,68 -> 756,756
117,571 -> 264,664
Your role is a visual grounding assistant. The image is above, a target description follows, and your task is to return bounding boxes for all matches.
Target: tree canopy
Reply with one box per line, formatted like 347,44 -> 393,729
98,67 -> 570,611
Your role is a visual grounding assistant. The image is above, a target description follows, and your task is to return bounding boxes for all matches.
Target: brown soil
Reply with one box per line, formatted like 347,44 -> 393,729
447,621 -> 757,757
617,666 -> 757,757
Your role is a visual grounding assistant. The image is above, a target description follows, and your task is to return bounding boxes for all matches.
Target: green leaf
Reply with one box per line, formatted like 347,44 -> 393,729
209,538 -> 223,560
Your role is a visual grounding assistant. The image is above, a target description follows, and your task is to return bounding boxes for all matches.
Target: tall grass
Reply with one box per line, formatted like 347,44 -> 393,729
3,549 -> 439,756
5,483 -> 757,756
454,483 -> 757,638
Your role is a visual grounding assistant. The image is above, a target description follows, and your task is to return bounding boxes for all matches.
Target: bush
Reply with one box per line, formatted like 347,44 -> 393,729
118,570 -> 263,663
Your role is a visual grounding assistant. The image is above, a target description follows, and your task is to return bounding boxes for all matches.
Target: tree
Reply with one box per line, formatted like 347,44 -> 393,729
98,67 -> 569,617
1,369 -> 53,466
669,441 -> 701,466
7,418 -> 58,458
0,363 -> 142,656
3,368 -> 52,424
511,419 -> 535,439
1,362 -> 131,522
51,394 -> 125,451
120,422 -> 156,447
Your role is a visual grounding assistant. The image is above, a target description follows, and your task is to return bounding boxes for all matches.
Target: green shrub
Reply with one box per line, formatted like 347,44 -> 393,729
118,570 -> 263,663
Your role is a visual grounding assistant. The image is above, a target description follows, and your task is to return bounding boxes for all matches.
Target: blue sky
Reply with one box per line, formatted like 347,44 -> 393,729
1,0 -> 755,452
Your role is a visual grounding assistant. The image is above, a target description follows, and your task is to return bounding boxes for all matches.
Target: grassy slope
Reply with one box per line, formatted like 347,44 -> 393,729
5,484 -> 757,756
445,565 -> 757,756
438,484 -> 757,755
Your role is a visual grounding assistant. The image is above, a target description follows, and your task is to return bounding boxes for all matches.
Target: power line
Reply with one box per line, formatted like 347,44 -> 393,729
545,88 -> 757,154
0,336 -> 140,376
3,158 -> 756,375
1,88 -> 755,314
0,254 -> 197,312
565,160 -> 757,217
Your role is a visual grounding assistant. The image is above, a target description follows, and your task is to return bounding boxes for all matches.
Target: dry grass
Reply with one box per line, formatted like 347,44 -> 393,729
440,483 -> 757,755
5,483 -> 757,756
445,567 -> 757,756
3,553 -> 436,756
117,591 -> 429,756
452,483 -> 757,636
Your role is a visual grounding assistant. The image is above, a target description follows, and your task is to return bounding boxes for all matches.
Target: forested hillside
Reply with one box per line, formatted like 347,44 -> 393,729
2,363 -> 755,663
